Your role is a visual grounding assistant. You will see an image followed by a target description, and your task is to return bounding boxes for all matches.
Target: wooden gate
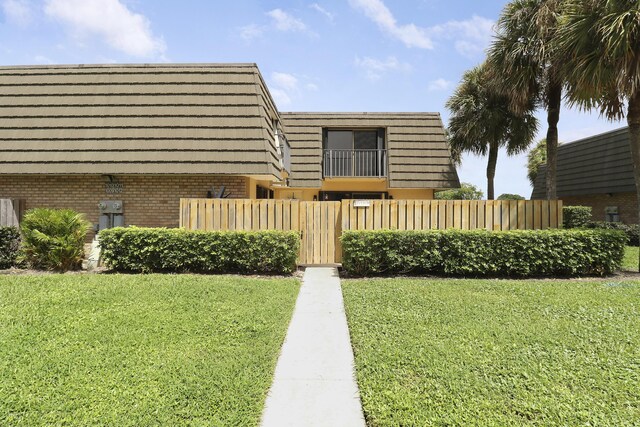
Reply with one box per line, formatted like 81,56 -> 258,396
299,201 -> 341,265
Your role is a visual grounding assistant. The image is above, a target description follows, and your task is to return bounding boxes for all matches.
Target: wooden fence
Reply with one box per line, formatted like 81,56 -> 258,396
180,199 -> 563,264
0,199 -> 24,227
341,199 -> 563,231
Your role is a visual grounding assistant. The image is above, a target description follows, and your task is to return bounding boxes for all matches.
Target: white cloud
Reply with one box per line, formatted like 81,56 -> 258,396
428,78 -> 453,92
270,88 -> 292,108
429,15 -> 494,58
272,72 -> 299,92
354,55 -> 411,81
268,72 -> 319,108
348,0 -> 432,49
2,0 -> 32,26
239,24 -> 263,41
44,0 -> 166,58
349,0 -> 494,58
269,72 -> 299,108
34,54 -> 53,64
310,3 -> 334,23
267,8 -> 306,32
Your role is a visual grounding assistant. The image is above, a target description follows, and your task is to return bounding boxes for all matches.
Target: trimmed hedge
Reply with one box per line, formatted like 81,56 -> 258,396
587,221 -> 640,246
99,227 -> 300,274
341,229 -> 626,277
563,206 -> 592,228
0,226 -> 20,269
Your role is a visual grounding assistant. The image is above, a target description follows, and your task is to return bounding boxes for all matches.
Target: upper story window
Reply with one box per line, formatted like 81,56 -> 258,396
322,129 -> 387,177
323,129 -> 385,151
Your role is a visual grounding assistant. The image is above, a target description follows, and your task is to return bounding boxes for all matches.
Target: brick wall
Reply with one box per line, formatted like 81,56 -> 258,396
562,191 -> 638,224
0,174 -> 248,235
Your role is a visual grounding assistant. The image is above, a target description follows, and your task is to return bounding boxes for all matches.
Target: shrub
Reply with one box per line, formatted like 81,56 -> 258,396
587,221 -> 639,246
341,229 -> 626,277
99,227 -> 300,274
20,208 -> 91,271
0,226 -> 20,269
563,206 -> 592,228
497,193 -> 525,200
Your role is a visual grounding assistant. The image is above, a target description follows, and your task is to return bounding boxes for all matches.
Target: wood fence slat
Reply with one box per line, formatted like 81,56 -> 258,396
453,200 -> 462,229
557,200 -> 563,228
468,200 -> 476,229
313,203 -> 321,264
501,201 -> 509,231
517,200 -> 525,230
414,201 -> 423,230
533,200 -> 542,230
366,202 -> 374,230
509,200 -> 518,230
541,200 -> 550,229
189,200 -> 198,231
485,200 -> 493,231
350,201 -> 357,230
549,199 -> 558,228
373,201 -> 382,229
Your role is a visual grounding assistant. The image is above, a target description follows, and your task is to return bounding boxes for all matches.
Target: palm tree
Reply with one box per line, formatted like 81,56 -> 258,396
488,0 -> 566,200
446,63 -> 539,199
557,0 -> 640,268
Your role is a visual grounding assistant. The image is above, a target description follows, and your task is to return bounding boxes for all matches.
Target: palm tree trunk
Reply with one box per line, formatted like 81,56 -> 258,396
627,91 -> 640,272
545,81 -> 562,200
486,142 -> 499,200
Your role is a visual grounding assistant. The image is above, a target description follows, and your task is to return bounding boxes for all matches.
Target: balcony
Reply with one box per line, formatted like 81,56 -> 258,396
323,149 -> 387,178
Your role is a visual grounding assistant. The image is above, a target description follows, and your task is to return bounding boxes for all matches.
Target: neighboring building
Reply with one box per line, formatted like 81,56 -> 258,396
0,63 -> 459,231
531,127 -> 637,223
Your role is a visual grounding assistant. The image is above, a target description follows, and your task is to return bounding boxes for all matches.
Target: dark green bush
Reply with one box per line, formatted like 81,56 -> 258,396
20,208 -> 91,271
563,206 -> 592,228
0,226 -> 20,269
341,229 -> 626,277
99,227 -> 300,274
587,221 -> 639,246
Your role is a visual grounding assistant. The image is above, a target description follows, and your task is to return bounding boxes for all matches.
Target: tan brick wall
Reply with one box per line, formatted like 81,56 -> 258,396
563,192 -> 638,224
0,175 -> 249,235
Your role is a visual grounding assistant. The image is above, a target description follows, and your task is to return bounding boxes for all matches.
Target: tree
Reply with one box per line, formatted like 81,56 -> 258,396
488,0 -> 566,200
527,138 -> 547,186
446,62 -> 539,199
497,193 -> 526,200
557,0 -> 640,269
435,183 -> 484,200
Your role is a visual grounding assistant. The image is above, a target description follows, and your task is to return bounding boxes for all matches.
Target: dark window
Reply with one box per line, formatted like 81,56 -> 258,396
256,185 -> 274,199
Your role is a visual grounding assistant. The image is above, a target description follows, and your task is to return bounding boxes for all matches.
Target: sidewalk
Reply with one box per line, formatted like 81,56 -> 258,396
260,267 -> 366,427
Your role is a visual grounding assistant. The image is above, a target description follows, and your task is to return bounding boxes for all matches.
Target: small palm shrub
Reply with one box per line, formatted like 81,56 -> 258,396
20,208 -> 91,271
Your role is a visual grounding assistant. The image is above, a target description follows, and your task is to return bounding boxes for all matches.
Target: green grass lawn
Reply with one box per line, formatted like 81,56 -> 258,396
0,274 -> 299,426
623,246 -> 639,271
343,278 -> 640,426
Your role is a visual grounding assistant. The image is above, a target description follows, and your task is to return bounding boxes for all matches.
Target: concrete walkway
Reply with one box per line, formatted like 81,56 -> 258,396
260,267 -> 366,427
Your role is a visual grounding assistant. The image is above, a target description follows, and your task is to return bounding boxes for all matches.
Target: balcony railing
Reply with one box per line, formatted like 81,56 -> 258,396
323,149 -> 387,177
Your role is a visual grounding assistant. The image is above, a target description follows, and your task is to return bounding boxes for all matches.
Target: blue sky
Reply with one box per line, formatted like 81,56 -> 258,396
0,0 -> 625,197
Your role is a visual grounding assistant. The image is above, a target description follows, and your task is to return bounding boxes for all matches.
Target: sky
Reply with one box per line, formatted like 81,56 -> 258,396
0,0 -> 627,197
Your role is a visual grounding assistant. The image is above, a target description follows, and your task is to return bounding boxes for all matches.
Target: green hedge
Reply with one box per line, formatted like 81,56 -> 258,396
0,226 -> 20,269
563,206 -> 592,228
341,229 -> 626,277
587,221 -> 639,246
99,227 -> 300,274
